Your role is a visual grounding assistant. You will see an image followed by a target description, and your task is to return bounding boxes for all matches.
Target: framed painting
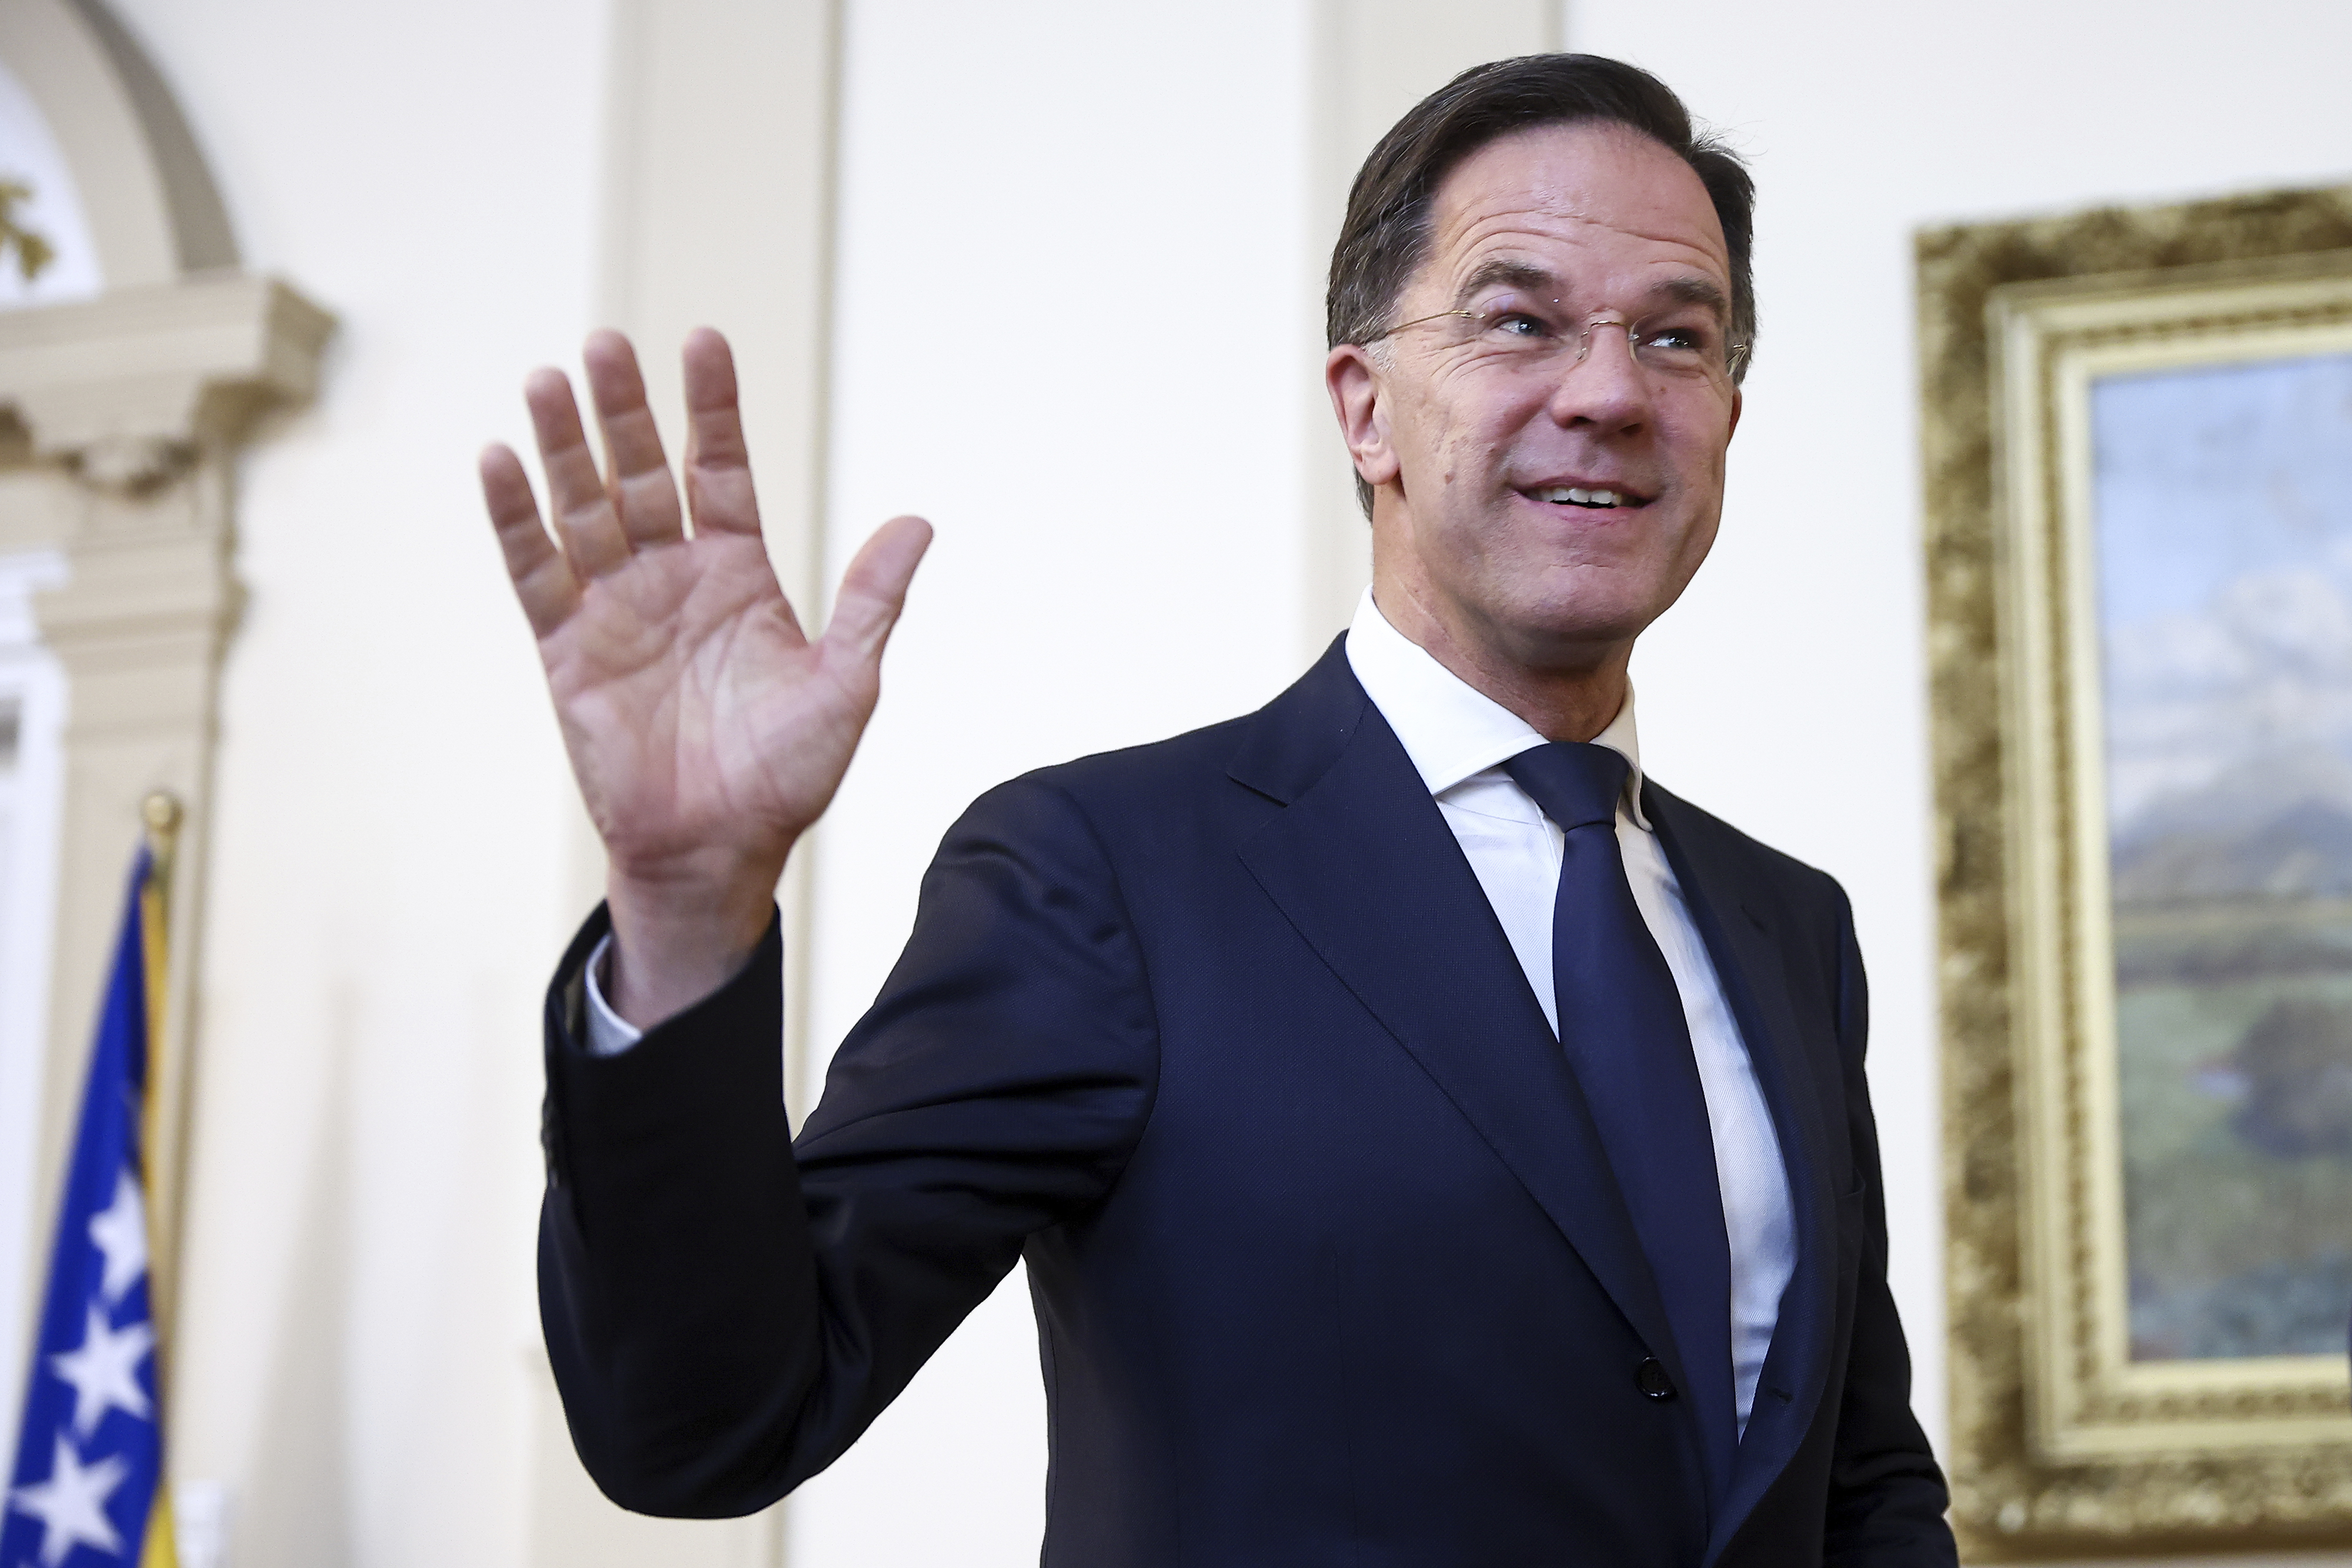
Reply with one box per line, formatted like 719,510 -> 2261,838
1922,189 -> 2352,1557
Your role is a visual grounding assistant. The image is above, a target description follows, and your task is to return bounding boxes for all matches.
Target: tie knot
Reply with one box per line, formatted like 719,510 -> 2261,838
1504,742 -> 1629,832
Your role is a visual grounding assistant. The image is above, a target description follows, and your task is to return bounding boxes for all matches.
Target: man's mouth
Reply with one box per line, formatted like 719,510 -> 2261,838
1527,484 -> 1649,510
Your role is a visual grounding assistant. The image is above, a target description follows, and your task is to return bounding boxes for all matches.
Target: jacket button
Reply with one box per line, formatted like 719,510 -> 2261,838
1635,1358 -> 1677,1400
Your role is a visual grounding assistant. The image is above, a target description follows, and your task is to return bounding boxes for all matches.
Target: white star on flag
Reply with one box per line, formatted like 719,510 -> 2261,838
49,1303 -> 155,1437
7,1435 -> 128,1567
85,1169 -> 146,1305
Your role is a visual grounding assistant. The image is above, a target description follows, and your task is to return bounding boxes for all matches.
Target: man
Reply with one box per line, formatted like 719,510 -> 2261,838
483,54 -> 1956,1566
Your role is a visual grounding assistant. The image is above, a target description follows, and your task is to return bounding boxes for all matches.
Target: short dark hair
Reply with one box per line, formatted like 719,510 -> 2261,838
1327,54 -> 1756,516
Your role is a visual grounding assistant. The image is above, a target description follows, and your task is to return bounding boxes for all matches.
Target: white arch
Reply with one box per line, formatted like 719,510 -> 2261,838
0,0 -> 232,290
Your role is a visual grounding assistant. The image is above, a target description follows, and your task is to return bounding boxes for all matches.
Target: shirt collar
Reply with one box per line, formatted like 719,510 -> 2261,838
1342,587 -> 1652,829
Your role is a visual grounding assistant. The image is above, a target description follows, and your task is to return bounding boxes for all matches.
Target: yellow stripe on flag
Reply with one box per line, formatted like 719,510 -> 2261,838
141,1487 -> 178,1568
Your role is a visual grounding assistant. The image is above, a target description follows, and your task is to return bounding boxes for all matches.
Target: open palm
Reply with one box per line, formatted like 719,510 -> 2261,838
481,329 -> 928,1020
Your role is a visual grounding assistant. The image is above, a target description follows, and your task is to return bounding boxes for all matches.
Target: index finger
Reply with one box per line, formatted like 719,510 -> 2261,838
479,442 -> 583,637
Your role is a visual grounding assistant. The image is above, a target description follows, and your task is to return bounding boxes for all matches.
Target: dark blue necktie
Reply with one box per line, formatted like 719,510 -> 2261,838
1504,743 -> 1736,1500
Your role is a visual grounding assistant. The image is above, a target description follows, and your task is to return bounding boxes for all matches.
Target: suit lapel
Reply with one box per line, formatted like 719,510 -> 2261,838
1644,787 -> 1840,1560
1230,650 -> 1694,1410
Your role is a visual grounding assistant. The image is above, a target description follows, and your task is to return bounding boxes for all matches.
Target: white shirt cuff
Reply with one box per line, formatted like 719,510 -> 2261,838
581,932 -> 646,1057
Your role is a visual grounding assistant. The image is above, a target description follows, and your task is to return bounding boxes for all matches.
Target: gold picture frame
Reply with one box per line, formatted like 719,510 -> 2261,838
1923,188 -> 2352,1557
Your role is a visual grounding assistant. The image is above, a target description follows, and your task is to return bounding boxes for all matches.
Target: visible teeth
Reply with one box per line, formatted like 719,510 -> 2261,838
1539,486 -> 1626,507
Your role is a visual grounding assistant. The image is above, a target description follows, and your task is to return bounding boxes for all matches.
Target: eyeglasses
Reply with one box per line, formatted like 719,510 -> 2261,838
1368,302 -> 1750,385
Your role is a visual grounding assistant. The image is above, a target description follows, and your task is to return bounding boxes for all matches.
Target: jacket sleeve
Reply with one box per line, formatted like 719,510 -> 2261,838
1818,878 -> 1959,1567
537,776 -> 1160,1516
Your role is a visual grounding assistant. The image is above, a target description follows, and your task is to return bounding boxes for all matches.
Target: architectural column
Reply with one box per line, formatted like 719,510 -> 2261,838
0,272 -> 332,1336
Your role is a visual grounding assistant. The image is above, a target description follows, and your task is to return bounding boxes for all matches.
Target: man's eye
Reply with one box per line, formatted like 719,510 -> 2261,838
1493,313 -> 1546,338
1643,327 -> 1706,352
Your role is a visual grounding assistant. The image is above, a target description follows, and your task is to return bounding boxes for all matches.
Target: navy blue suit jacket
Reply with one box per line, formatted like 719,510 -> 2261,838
538,641 -> 1956,1566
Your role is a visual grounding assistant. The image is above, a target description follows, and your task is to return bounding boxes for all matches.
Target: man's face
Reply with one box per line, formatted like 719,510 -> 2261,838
1332,121 -> 1742,675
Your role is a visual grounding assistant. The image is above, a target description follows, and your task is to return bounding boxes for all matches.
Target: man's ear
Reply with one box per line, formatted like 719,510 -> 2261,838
1327,345 -> 1399,489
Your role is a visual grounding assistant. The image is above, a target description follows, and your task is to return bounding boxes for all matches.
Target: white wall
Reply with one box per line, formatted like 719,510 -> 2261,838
793,3 -> 1313,1561
93,1 -> 608,1563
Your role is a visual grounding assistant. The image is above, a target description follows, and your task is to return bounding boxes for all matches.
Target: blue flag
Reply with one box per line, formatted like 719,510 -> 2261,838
3,847 -> 175,1567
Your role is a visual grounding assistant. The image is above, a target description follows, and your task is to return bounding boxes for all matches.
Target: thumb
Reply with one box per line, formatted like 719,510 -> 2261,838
824,514 -> 933,664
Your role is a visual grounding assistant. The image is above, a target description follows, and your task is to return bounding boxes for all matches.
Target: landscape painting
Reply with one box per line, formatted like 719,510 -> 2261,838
2096,349 -> 2352,1363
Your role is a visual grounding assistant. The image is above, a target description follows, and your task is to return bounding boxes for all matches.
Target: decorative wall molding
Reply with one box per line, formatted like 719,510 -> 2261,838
0,273 -> 329,463
0,0 -> 230,293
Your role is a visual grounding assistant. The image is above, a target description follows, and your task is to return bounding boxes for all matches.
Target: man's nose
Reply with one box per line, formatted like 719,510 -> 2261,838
1545,315 -> 1654,432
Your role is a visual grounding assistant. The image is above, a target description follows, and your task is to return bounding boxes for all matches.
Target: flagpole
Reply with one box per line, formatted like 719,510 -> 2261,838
135,791 -> 179,1263
141,792 -> 181,863
135,790 -> 180,1315
137,792 -> 183,1568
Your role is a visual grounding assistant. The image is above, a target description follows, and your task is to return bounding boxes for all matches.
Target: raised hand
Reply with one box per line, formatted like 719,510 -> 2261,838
482,328 -> 930,1026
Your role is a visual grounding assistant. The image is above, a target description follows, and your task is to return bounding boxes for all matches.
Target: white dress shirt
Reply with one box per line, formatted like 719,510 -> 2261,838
1344,590 -> 1793,1432
584,590 -> 1797,1427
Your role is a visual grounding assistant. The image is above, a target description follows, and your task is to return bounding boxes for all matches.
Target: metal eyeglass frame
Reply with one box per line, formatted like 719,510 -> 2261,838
1368,306 -> 1752,381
